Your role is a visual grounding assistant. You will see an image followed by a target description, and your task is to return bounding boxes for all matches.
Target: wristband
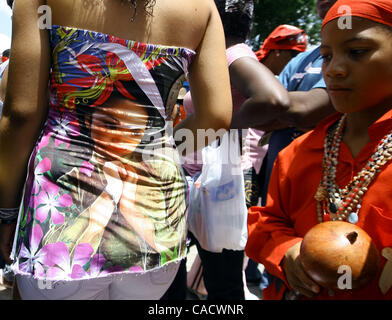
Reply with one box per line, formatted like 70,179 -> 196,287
0,208 -> 19,221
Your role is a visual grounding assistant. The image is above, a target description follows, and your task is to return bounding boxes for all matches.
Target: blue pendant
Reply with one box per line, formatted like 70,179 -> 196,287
329,202 -> 338,213
348,212 -> 359,224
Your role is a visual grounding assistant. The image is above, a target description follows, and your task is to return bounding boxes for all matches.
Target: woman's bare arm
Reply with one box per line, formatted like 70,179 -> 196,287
173,0 -> 232,153
0,64 -> 8,102
0,0 -> 51,207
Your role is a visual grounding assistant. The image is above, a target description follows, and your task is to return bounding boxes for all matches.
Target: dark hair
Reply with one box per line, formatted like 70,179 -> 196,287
141,0 -> 156,12
288,49 -> 301,58
2,49 -> 10,58
6,0 -> 13,9
214,0 -> 254,40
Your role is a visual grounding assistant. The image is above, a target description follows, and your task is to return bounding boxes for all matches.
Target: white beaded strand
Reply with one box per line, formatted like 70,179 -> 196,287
316,114 -> 392,224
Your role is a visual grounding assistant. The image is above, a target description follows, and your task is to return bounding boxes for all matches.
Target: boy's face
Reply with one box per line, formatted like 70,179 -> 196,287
321,17 -> 392,114
89,98 -> 148,158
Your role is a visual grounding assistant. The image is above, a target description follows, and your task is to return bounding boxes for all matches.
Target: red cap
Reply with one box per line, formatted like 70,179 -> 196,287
1,56 -> 8,63
255,25 -> 307,61
322,0 -> 392,29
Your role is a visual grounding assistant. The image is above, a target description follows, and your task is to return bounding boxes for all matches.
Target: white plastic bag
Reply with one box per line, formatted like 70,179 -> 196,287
187,131 -> 248,253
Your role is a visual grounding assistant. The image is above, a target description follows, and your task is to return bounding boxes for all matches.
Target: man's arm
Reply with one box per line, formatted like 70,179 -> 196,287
283,88 -> 335,132
229,57 -> 290,129
231,85 -> 334,132
232,45 -> 336,132
232,75 -> 336,132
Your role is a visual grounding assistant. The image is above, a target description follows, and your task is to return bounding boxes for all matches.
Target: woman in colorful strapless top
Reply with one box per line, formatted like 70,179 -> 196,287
0,0 -> 232,300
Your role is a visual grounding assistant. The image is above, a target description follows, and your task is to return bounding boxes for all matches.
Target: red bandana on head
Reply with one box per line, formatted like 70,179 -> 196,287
322,0 -> 392,28
255,25 -> 307,62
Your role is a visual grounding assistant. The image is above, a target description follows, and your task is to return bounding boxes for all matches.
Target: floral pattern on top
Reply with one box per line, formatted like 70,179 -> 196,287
11,25 -> 195,281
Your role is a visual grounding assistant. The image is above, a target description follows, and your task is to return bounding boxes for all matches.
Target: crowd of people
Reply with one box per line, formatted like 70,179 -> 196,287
0,0 -> 391,301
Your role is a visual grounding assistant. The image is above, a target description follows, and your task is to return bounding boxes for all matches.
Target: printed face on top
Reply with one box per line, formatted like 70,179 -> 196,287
87,96 -> 149,159
320,17 -> 392,115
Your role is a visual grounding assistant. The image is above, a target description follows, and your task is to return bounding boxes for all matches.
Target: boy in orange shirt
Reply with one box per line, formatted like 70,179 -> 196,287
246,0 -> 392,300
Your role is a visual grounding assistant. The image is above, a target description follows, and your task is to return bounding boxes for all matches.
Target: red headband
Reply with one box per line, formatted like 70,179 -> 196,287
322,0 -> 392,29
255,25 -> 307,62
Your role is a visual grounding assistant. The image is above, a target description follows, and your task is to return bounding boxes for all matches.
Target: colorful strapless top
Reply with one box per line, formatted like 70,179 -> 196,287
11,25 -> 195,281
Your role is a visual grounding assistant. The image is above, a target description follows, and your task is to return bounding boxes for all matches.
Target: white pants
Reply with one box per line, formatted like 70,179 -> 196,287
16,262 -> 180,300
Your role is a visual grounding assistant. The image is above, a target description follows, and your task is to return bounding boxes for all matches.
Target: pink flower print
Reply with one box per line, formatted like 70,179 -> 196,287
37,133 -> 51,150
80,161 -> 94,177
100,265 -> 125,275
40,242 -> 94,280
87,254 -> 106,277
129,265 -> 143,273
35,181 -> 73,225
32,157 -> 52,195
18,224 -> 46,277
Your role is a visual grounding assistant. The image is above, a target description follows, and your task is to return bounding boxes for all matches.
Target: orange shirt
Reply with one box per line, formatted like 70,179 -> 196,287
246,110 -> 392,300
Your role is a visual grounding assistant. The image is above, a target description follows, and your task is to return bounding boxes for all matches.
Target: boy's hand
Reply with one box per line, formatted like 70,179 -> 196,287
282,241 -> 321,298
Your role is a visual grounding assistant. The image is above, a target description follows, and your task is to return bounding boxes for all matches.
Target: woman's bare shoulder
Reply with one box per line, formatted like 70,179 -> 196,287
154,0 -> 214,49
46,0 -> 215,50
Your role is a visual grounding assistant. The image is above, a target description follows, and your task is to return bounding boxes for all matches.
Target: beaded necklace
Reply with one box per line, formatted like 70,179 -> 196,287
315,114 -> 392,224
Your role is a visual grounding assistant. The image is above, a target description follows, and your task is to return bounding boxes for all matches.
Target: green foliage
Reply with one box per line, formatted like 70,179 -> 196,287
250,0 -> 322,50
